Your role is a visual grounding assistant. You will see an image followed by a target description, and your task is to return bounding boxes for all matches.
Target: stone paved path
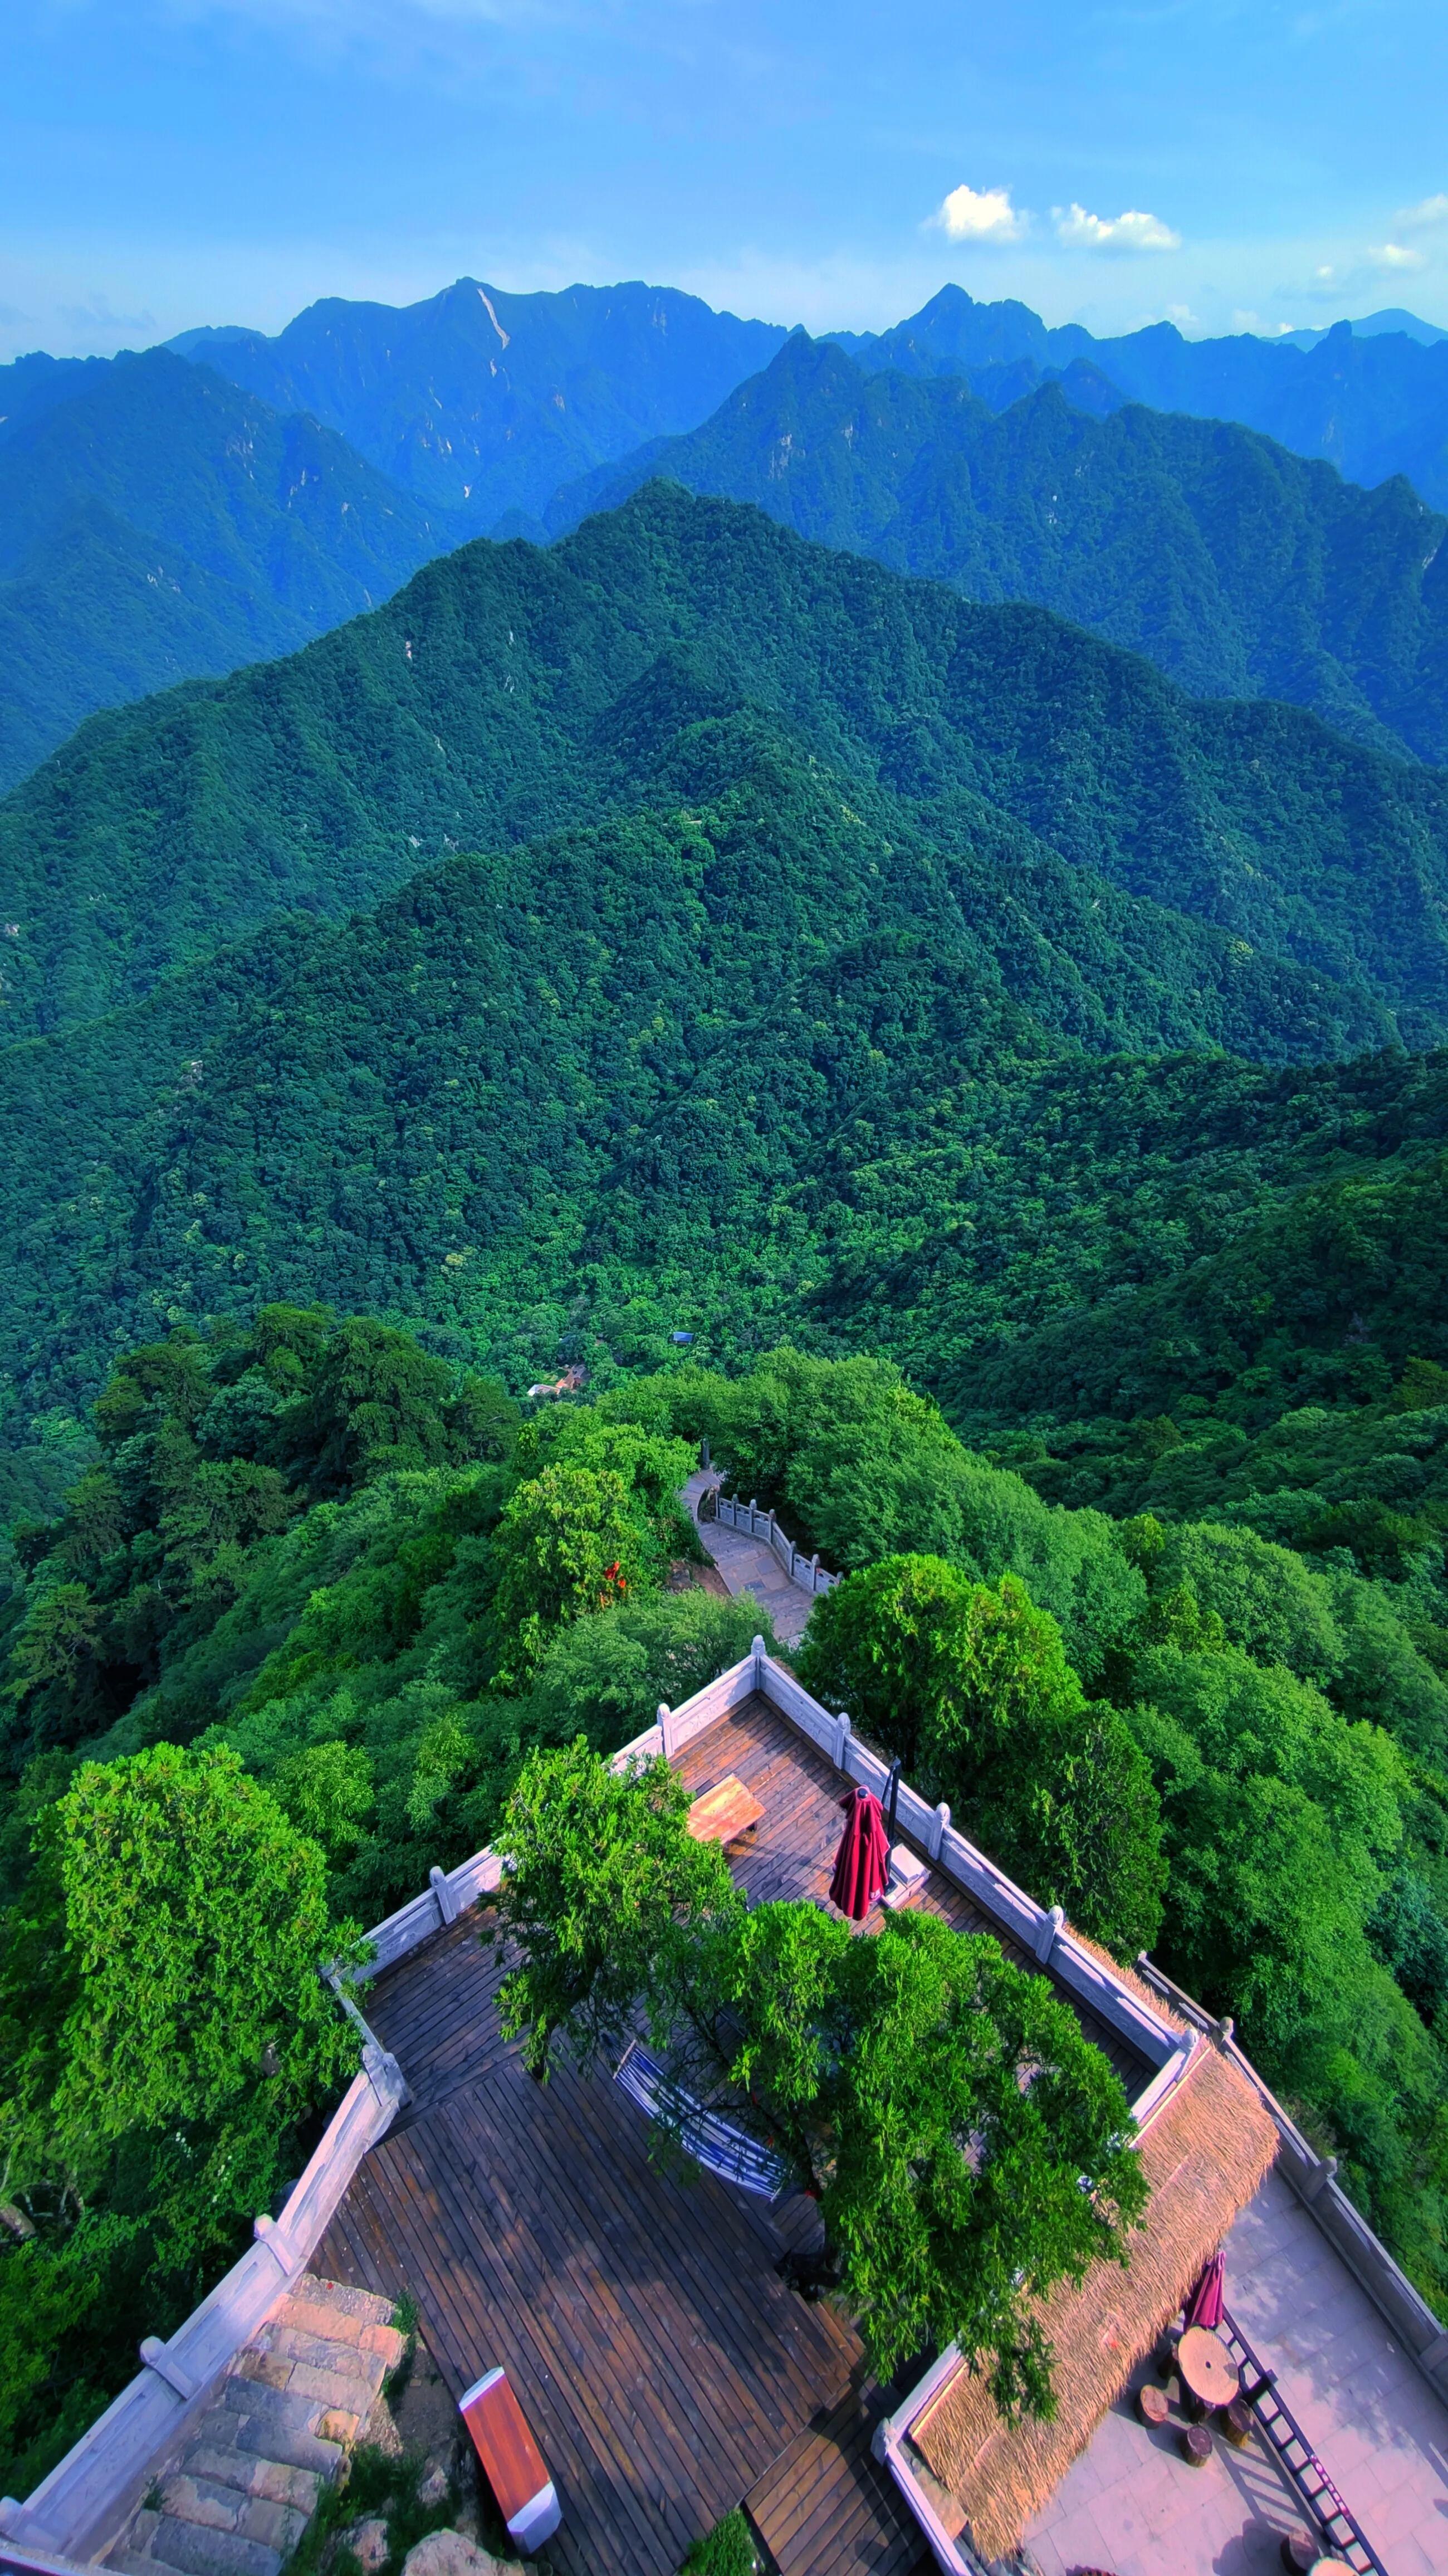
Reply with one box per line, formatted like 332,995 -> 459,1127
683,1471 -> 820,1649
107,2276 -> 406,2576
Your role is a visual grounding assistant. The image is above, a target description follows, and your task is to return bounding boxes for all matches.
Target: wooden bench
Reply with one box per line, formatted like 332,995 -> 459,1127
458,2366 -> 561,2550
686,1773 -> 765,1846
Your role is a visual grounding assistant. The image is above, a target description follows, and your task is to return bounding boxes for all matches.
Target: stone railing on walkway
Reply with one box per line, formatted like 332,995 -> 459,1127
356,1640 -> 1189,2086
697,1487 -> 840,1598
0,2043 -> 408,2565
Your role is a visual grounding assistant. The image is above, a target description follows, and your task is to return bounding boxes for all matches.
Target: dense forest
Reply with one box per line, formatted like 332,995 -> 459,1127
11,489 -> 1448,1454
552,333 -> 1448,763
7,464 -> 1448,2505
5,1325 -> 1448,2495
9,485 -> 1448,1041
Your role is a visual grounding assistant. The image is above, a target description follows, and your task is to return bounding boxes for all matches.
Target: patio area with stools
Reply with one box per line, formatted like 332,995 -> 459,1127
1021,2161 -> 1448,2575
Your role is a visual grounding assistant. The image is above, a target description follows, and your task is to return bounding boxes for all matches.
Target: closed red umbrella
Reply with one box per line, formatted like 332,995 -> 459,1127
1183,2248 -> 1225,2332
829,1786 -> 892,1921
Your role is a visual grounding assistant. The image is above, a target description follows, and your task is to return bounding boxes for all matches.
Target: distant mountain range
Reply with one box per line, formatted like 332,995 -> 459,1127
4,275 -> 1448,797
549,332 -> 1448,765
169,277 -> 788,524
826,286 -> 1448,508
168,276 -> 1448,524
0,347 -> 457,788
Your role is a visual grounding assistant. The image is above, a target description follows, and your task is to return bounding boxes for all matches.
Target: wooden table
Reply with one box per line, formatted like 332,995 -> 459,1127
686,1773 -> 766,1846
1177,2325 -> 1240,2411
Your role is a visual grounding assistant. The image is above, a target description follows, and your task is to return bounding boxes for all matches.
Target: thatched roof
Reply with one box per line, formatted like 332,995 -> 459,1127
908,2040 -> 1279,2561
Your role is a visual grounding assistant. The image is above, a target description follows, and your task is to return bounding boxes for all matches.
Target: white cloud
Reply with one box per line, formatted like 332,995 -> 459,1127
59,292 -> 159,339
1396,194 -> 1448,231
928,184 -> 1026,245
1289,238 -> 1437,305
1054,203 -> 1181,255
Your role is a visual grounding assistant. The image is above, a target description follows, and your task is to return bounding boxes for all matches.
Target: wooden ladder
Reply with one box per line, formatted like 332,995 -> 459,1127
1220,2306 -> 1387,2575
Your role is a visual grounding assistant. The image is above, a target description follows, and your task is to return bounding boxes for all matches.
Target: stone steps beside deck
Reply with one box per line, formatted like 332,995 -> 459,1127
106,2276 -> 407,2576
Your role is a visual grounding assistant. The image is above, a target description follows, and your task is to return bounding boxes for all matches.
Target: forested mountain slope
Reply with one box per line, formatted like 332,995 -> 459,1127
2,706 -> 1413,1423
833,284 -> 1448,508
0,348 -> 454,791
170,277 -> 787,524
551,335 -> 1448,763
6,484 -> 1448,1045
806,1046 -> 1448,1407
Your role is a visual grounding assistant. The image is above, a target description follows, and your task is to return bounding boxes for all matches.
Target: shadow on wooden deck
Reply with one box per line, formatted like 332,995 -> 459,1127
318,1692 -> 1139,2575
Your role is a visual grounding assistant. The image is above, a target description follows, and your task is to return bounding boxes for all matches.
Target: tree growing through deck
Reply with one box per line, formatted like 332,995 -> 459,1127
493,1739 -> 1149,2416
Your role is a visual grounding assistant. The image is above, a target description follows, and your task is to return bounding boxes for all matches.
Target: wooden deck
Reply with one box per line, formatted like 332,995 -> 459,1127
744,2384 -> 928,2576
318,1694 -> 1149,2575
671,1696 -> 1150,2093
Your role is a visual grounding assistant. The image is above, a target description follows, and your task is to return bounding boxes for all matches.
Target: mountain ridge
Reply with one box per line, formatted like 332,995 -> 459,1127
545,333 -> 1448,764
5,484 -> 1448,1048
3,481 -> 1448,1422
169,276 -> 788,524
0,705 -> 1421,1422
829,284 -> 1448,506
0,345 -> 458,789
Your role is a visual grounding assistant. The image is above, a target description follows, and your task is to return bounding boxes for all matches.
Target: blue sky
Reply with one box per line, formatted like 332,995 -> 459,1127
3,0 -> 1447,359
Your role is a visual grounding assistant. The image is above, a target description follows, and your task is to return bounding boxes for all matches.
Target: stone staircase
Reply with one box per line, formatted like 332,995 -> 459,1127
107,2276 -> 408,2576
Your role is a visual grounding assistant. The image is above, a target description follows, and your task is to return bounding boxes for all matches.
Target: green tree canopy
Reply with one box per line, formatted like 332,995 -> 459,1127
287,1315 -> 470,1492
0,1742 -> 358,2488
496,1738 -> 739,2078
522,1589 -> 774,1755
1155,1523 -> 1343,1680
796,1552 -> 979,1771
800,1559 -> 1165,1956
1132,1643 -> 1405,1910
493,1741 -> 1147,2411
488,1463 -> 652,1689
41,1741 -> 353,2145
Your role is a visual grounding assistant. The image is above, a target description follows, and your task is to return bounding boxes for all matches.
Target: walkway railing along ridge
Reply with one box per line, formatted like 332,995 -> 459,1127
696,1484 -> 841,1598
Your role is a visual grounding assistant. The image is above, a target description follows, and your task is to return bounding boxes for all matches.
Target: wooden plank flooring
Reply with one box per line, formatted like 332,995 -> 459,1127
671,1698 -> 1151,2094
324,1691 -> 1152,2574
745,2387 -> 931,2576
361,1912 -> 520,2126
319,2037 -> 856,2576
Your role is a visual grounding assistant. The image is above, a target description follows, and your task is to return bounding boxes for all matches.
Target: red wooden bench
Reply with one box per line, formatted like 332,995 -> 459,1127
458,2367 -> 561,2551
